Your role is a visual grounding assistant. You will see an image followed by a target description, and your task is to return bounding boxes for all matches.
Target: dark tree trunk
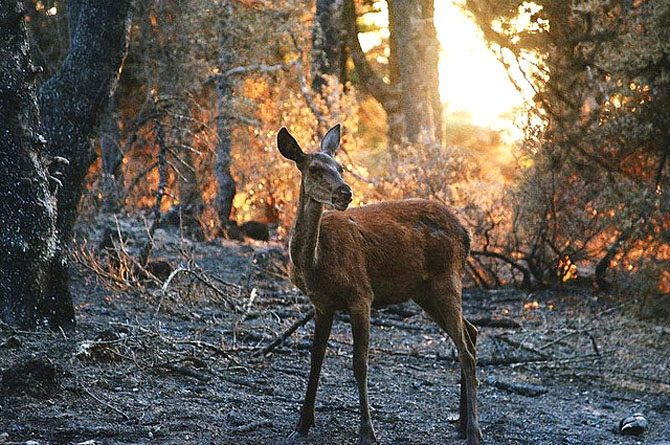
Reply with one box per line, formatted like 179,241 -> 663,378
0,0 -> 133,328
214,4 -> 237,226
420,0 -> 443,144
312,0 -> 344,94
0,2 -> 71,327
39,0 -> 133,244
386,0 -> 404,145
389,0 -> 440,143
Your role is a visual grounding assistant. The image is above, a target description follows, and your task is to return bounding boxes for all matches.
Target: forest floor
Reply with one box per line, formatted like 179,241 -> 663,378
1,218 -> 670,445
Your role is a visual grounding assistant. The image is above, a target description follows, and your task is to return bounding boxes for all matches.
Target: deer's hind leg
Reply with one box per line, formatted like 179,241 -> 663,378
413,276 -> 481,445
459,318 -> 478,437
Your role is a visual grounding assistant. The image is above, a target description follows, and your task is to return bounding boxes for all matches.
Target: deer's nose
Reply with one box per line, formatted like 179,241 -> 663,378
335,184 -> 353,201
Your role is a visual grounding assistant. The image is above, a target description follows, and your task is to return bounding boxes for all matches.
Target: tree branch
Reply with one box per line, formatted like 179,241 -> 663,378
343,0 -> 400,111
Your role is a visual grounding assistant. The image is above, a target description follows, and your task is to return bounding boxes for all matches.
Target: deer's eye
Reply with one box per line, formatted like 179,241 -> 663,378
309,164 -> 319,173
336,164 -> 344,174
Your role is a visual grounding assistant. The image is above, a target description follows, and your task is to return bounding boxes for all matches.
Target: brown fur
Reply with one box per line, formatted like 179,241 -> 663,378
278,125 -> 481,445
300,199 -> 470,311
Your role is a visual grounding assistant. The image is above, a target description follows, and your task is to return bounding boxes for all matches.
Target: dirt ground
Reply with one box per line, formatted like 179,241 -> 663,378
1,223 -> 670,445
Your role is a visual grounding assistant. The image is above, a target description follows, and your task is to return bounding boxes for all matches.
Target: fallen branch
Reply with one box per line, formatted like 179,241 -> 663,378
484,375 -> 548,397
493,334 -> 551,359
257,309 -> 315,357
470,317 -> 521,329
154,362 -> 210,382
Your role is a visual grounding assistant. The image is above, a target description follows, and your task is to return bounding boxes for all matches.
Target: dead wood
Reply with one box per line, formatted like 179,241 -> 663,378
257,309 -> 316,357
470,317 -> 521,329
484,376 -> 548,397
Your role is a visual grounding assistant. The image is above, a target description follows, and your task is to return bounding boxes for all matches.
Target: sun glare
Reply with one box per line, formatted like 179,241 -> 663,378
358,1 -> 535,138
435,1 -> 529,130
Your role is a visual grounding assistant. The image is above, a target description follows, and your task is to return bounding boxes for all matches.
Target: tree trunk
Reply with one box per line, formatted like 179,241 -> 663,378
389,0 -> 439,143
0,0 -> 133,328
312,0 -> 344,94
214,3 -> 237,226
39,0 -> 134,244
0,2 -> 72,328
386,0 -> 404,145
420,0 -> 443,144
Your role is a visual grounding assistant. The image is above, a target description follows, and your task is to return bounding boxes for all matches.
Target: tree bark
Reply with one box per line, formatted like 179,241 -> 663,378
420,0 -> 443,144
0,2 -> 71,327
312,0 -> 344,94
0,0 -> 133,328
39,0 -> 134,244
389,0 -> 440,143
386,0 -> 404,145
214,3 -> 237,226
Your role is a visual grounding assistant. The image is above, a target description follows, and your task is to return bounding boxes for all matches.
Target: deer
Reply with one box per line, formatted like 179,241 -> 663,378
277,123 -> 482,445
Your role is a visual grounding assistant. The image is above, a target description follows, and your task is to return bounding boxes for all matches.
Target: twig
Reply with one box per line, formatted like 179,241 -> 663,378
257,309 -> 316,357
154,266 -> 188,318
78,381 -> 130,421
493,334 -> 551,359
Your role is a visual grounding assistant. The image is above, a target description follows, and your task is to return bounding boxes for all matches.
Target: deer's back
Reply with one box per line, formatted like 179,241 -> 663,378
312,199 -> 470,308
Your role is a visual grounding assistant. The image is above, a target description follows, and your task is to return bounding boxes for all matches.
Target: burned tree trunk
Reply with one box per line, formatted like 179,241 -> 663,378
39,0 -> 133,244
214,5 -> 237,226
0,2 -> 71,327
389,0 -> 440,143
0,0 -> 133,328
312,0 -> 344,94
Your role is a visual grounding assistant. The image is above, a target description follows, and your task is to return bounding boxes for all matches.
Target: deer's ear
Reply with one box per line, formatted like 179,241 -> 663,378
320,123 -> 341,156
277,127 -> 305,163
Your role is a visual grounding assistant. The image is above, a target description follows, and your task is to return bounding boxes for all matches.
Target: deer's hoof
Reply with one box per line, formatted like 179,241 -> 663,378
357,428 -> 378,445
465,428 -> 483,445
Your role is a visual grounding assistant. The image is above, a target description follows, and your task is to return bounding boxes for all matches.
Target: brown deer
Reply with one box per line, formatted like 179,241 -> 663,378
278,124 -> 481,445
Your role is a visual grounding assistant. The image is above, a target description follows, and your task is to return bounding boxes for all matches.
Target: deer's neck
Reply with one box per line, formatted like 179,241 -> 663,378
289,181 -> 323,274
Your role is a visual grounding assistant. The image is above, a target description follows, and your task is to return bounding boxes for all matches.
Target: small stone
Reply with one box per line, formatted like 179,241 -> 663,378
2,336 -> 22,348
619,412 -> 648,436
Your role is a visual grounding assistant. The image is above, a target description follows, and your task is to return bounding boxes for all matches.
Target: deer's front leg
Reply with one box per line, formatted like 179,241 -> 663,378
289,309 -> 334,438
350,304 -> 377,445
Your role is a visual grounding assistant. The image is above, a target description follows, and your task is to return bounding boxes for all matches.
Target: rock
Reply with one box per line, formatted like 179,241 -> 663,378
2,336 -> 22,348
619,412 -> 648,435
240,221 -> 270,241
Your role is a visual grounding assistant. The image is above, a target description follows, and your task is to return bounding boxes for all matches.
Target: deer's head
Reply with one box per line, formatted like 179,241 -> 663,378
277,124 -> 353,211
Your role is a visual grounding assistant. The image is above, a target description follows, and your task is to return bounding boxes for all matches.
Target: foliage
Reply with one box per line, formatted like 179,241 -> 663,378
23,0 -> 670,298
462,0 -> 670,292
